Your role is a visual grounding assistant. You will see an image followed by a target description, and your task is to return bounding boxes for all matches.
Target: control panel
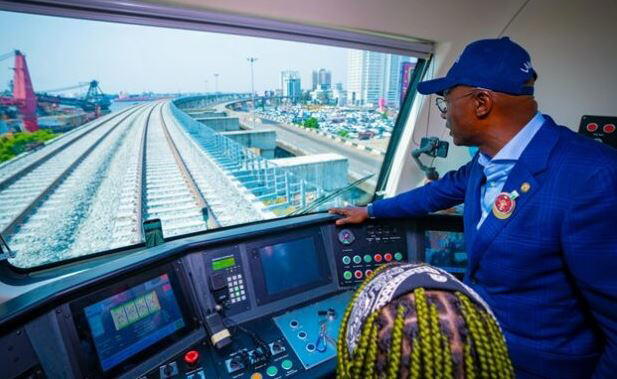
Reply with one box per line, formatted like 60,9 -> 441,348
4,215 -> 443,379
203,247 -> 250,314
578,115 -> 617,149
333,223 -> 407,286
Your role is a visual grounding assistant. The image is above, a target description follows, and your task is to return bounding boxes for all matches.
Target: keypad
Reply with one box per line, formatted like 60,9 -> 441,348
227,274 -> 247,303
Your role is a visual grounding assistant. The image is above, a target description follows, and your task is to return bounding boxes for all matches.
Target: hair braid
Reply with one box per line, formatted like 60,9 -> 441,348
414,288 -> 434,379
410,334 -> 422,379
429,302 -> 444,379
337,301 -> 353,379
470,303 -> 497,378
352,311 -> 377,378
442,334 -> 454,379
337,264 -> 392,379
363,313 -> 380,379
483,311 -> 514,378
464,341 -> 477,379
386,304 -> 406,379
480,311 -> 505,377
457,293 -> 490,378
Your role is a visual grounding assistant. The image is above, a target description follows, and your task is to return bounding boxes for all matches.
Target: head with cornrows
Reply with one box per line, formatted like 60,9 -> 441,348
337,263 -> 514,378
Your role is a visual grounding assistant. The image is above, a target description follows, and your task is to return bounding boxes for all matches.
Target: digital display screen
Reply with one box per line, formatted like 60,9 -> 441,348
212,256 -> 236,271
425,231 -> 467,273
83,273 -> 186,371
258,237 -> 324,296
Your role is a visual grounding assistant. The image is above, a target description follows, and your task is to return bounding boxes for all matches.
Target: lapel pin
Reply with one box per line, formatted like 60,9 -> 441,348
492,190 -> 518,220
520,182 -> 531,193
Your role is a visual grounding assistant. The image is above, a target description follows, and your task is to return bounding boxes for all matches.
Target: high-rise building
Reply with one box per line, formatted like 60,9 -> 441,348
346,51 -> 412,108
312,68 -> 332,90
281,70 -> 302,102
312,71 -> 319,90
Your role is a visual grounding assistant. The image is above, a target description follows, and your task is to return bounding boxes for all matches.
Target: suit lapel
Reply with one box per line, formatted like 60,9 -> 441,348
467,116 -> 561,278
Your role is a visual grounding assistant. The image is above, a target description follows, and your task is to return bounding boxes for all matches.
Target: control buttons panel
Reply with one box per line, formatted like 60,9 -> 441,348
333,223 -> 407,286
204,249 -> 250,314
148,348 -> 206,379
225,338 -> 293,377
578,115 -> 617,149
227,271 -> 247,304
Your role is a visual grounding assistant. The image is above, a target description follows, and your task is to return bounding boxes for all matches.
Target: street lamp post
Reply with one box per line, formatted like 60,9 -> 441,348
247,57 -> 258,127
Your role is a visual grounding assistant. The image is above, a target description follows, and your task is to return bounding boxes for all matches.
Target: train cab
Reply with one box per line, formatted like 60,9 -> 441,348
0,0 -> 616,378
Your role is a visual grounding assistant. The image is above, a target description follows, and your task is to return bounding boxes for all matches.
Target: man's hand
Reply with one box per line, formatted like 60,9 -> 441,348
329,207 -> 369,226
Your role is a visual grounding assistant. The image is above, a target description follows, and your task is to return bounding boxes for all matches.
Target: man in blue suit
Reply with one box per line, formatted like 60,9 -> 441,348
330,37 -> 617,378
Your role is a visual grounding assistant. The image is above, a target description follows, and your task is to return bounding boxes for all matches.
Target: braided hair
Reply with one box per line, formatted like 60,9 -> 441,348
337,263 -> 514,379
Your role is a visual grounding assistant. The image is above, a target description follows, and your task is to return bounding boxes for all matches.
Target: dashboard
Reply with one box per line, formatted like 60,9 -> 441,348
0,213 -> 463,379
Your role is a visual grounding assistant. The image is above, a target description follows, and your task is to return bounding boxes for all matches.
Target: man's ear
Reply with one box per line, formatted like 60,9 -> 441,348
475,90 -> 493,118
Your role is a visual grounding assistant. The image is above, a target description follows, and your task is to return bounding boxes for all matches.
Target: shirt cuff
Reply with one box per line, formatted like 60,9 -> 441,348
367,203 -> 376,219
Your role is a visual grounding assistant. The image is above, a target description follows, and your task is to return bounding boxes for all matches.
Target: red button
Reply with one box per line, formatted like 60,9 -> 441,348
384,253 -> 393,262
365,269 -> 373,277
374,254 -> 382,262
184,350 -> 199,365
354,270 -> 363,279
586,123 -> 599,132
603,124 -> 615,134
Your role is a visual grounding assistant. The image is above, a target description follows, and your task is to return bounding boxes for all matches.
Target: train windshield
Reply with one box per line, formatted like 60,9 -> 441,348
0,10 -> 423,268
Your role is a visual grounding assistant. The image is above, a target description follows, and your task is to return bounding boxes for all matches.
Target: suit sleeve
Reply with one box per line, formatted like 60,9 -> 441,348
562,168 -> 617,378
372,158 -> 475,218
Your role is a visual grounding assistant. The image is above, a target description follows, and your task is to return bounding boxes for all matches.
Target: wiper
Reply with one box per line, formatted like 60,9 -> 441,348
287,173 -> 374,216
0,231 -> 15,261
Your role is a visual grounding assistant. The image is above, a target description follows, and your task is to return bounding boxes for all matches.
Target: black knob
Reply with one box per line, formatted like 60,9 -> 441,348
272,341 -> 283,353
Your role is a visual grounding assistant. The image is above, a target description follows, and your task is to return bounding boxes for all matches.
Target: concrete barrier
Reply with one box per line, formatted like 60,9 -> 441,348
271,153 -> 348,192
220,129 -> 277,159
196,117 -> 240,131
191,111 -> 227,118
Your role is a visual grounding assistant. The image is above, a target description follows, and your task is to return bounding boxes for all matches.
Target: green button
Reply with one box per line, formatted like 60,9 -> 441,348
343,271 -> 352,280
394,252 -> 403,261
342,256 -> 351,265
363,254 -> 372,263
353,255 -> 362,264
266,366 -> 278,377
281,359 -> 293,370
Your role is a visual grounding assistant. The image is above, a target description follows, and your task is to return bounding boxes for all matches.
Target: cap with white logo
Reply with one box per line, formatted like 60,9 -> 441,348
418,37 -> 537,96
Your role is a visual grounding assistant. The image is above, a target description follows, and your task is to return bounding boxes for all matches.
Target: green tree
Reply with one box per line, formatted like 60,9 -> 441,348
0,129 -> 59,163
337,130 -> 349,138
303,117 -> 319,129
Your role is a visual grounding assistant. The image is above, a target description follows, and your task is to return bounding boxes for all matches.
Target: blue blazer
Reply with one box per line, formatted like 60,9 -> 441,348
372,116 -> 617,378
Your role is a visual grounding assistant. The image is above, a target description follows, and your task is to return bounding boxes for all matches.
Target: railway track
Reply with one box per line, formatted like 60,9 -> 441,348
4,105 -> 148,266
4,101 -> 239,267
142,103 -> 213,238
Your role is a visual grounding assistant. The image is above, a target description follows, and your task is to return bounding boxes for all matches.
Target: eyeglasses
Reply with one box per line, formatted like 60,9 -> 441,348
435,88 -> 490,113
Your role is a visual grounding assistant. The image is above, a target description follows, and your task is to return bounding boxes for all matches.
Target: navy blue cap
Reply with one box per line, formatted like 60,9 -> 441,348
418,37 -> 537,96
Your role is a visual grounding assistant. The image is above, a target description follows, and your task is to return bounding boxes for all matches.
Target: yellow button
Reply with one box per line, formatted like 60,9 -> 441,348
251,373 -> 263,379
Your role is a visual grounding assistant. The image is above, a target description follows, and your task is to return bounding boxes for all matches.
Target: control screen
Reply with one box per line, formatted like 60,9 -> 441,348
83,273 -> 186,371
212,256 -> 236,271
425,231 -> 467,273
259,237 -> 324,296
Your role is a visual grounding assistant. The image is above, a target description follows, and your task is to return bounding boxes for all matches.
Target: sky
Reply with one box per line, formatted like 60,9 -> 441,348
0,10 -> 352,95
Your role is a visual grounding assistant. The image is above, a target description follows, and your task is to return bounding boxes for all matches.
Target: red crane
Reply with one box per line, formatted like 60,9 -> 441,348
0,50 -> 38,131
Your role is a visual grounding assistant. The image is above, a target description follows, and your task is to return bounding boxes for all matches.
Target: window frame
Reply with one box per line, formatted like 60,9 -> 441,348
0,0 -> 433,272
0,0 -> 432,58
